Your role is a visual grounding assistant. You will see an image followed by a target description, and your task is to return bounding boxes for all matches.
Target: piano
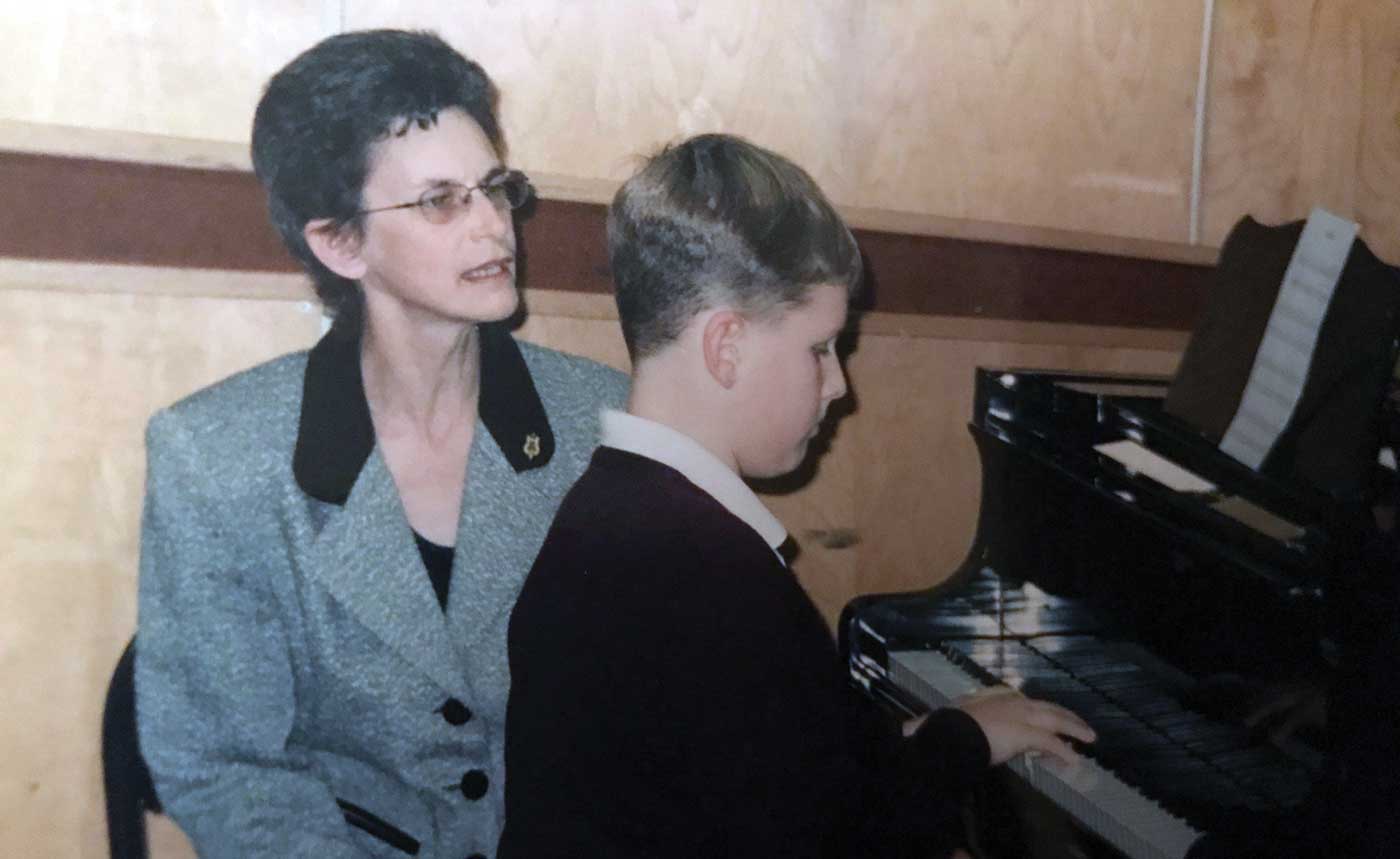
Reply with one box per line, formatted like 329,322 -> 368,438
841,368 -> 1371,859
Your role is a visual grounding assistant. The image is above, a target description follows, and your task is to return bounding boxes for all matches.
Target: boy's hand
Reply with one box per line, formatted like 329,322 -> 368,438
955,687 -> 1096,766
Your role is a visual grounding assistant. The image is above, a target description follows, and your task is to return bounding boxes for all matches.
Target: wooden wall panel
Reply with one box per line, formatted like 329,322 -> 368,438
349,0 -> 861,188
0,148 -> 1217,327
1204,0 -> 1400,261
0,1 -> 332,144
349,0 -> 1204,242
7,2 -> 1398,260
0,288 -> 320,858
843,2 -> 1202,242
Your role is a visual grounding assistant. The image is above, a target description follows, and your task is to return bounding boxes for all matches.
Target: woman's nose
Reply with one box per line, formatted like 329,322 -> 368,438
465,192 -> 510,241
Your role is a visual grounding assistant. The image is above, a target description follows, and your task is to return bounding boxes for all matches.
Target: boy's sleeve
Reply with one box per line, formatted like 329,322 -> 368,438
643,543 -> 969,858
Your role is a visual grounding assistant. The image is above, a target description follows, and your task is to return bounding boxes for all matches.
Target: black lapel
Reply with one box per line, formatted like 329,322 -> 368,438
292,322 -> 374,506
478,322 -> 555,473
292,321 -> 555,505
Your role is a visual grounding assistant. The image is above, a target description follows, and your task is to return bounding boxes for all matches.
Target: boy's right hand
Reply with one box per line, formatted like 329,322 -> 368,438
955,686 -> 1096,766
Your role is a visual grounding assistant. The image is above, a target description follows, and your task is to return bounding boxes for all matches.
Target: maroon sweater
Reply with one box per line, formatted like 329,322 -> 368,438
501,447 -> 989,858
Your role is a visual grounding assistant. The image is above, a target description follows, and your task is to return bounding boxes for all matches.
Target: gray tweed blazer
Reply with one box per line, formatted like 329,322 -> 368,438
135,323 -> 627,858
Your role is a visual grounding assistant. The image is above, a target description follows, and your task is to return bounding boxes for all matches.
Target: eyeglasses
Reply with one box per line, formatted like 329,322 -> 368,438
354,169 -> 533,225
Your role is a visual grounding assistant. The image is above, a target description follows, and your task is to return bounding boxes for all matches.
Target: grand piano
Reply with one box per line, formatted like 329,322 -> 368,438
840,367 -> 1384,859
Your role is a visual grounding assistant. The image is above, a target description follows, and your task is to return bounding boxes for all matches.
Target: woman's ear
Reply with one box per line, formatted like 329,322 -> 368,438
700,309 -> 745,389
303,218 -> 368,280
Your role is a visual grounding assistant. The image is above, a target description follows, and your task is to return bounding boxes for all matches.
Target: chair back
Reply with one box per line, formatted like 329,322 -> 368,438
102,638 -> 161,859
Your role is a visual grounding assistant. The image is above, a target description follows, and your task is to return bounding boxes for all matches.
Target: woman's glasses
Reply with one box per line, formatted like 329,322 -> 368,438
355,169 -> 533,225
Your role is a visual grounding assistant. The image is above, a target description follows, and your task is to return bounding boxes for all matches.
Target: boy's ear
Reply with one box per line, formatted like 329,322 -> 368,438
303,218 -> 368,280
700,309 -> 745,389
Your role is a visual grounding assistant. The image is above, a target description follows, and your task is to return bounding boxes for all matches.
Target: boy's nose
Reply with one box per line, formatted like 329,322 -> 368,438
822,360 -> 848,403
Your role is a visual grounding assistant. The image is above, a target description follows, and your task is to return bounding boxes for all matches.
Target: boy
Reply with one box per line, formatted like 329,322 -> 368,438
500,134 -> 1092,858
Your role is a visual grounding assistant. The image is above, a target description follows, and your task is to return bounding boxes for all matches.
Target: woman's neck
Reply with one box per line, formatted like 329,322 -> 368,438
360,312 -> 481,440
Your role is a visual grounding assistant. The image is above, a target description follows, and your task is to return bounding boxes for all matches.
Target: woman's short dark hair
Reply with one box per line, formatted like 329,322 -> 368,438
251,29 -> 502,326
606,133 -> 863,363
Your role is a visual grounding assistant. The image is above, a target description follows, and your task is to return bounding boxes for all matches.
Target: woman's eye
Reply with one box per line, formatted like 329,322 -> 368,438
422,190 -> 458,211
812,343 -> 832,357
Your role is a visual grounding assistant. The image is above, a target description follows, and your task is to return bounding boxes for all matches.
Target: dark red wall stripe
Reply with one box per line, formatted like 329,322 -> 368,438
2,151 -> 1210,329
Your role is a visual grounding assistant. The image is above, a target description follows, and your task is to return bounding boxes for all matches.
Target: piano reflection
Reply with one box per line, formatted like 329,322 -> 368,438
841,211 -> 1400,858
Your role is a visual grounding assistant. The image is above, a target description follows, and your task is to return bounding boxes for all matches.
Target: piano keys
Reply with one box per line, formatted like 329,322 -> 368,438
889,649 -> 1201,859
842,368 -> 1362,858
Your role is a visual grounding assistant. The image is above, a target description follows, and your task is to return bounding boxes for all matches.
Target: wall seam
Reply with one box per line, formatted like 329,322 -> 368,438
1190,0 -> 1217,245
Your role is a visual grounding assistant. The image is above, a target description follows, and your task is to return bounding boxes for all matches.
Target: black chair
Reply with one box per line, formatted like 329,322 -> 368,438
102,637 -> 162,859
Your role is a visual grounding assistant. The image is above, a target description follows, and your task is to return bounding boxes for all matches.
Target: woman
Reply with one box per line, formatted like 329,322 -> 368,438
134,30 -> 626,858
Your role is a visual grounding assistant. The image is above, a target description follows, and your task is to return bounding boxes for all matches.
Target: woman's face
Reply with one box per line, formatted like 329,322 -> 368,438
353,108 -> 519,328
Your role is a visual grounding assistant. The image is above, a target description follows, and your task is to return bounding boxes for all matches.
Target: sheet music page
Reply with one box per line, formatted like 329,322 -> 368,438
1093,439 -> 1217,494
1209,495 -> 1306,542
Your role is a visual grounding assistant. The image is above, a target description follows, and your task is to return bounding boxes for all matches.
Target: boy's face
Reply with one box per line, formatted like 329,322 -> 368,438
731,283 -> 850,478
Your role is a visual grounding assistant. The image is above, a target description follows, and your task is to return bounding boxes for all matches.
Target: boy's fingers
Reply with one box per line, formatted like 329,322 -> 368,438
1027,731 -> 1080,766
1032,703 -> 1096,743
1012,699 -> 1095,743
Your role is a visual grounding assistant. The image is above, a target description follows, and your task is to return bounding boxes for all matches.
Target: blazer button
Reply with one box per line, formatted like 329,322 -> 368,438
441,698 -> 473,726
459,769 -> 489,800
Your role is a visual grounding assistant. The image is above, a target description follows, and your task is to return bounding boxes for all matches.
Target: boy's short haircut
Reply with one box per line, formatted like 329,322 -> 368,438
606,133 -> 863,362
251,29 -> 501,327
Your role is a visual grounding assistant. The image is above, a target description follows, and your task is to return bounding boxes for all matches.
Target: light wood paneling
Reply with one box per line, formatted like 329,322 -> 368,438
0,288 -> 321,857
350,0 -> 1204,243
350,0 -> 853,186
1204,0 -> 1400,261
842,2 -> 1203,243
0,1 -> 333,144
8,2 -> 1398,261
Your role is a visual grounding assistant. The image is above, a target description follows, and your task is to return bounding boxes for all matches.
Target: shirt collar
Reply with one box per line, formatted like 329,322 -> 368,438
293,319 -> 555,505
600,409 -> 788,551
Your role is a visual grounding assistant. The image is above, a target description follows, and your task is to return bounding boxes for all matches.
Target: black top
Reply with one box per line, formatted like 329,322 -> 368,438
412,531 -> 454,611
500,448 -> 989,859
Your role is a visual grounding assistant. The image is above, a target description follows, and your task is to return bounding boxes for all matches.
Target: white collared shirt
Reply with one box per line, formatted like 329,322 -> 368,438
599,409 -> 789,557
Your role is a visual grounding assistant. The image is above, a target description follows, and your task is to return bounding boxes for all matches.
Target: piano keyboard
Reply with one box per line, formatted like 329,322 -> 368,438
890,649 -> 1202,859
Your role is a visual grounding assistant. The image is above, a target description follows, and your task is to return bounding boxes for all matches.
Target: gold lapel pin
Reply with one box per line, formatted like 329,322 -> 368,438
523,433 -> 541,460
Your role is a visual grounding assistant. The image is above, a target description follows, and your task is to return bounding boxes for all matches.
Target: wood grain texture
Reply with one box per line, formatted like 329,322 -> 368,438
8,2 -> 1398,261
0,150 -> 1217,328
349,0 -> 1204,243
841,2 -> 1203,242
0,289 -> 321,858
0,1 -> 333,144
1204,0 -> 1400,262
348,0 -> 853,185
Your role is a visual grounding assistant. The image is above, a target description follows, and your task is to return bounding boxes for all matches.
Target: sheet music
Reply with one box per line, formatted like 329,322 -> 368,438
1209,495 -> 1305,542
1219,207 -> 1359,469
1093,439 -> 1217,494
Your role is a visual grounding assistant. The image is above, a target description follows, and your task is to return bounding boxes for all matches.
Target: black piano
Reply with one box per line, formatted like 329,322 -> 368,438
841,367 -> 1384,859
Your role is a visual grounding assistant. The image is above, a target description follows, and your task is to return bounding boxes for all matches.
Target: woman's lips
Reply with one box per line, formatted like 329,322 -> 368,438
462,258 -> 513,281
